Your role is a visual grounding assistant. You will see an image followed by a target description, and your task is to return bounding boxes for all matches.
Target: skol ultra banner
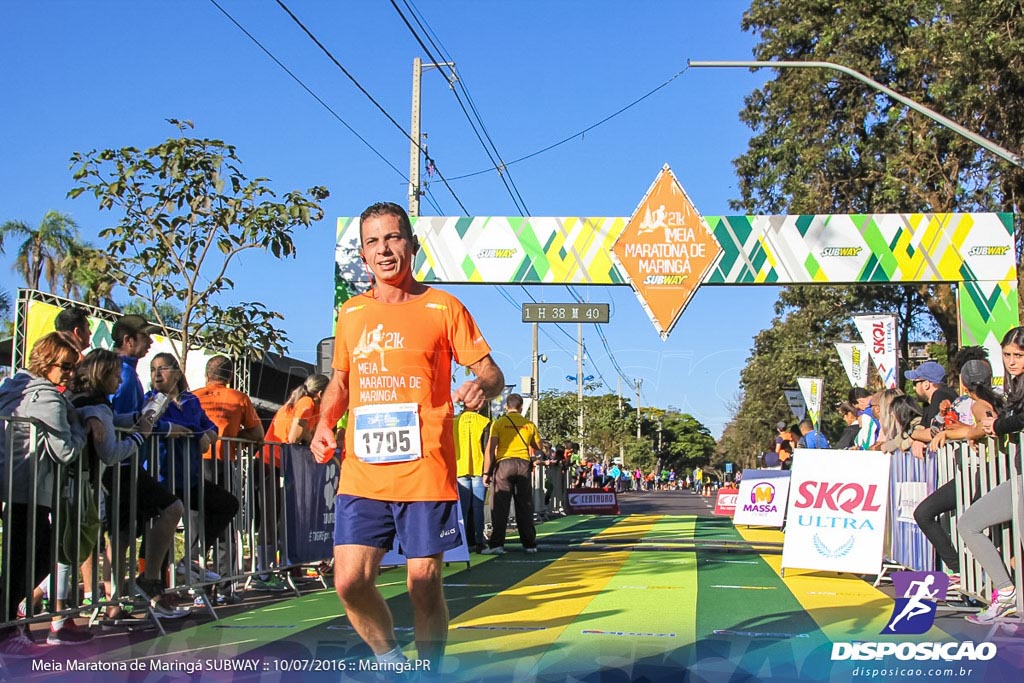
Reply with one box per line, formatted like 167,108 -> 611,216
781,450 -> 890,576
835,342 -> 869,388
853,315 -> 899,388
797,377 -> 823,427
783,389 -> 806,422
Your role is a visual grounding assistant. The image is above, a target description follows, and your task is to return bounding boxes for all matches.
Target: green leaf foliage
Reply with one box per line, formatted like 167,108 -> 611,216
68,120 -> 329,374
722,0 -> 1024,458
537,390 -> 715,473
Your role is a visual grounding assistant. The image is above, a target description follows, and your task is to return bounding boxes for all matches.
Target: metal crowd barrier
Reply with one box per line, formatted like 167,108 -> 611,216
1,415 -> 338,633
936,435 -> 1024,634
886,448 -> 940,572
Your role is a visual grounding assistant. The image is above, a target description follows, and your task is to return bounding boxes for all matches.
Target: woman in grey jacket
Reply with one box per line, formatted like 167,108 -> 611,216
0,331 -> 85,657
70,349 -> 184,621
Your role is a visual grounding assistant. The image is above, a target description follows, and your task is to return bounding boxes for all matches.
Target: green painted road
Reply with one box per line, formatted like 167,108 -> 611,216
9,492 -> 1022,682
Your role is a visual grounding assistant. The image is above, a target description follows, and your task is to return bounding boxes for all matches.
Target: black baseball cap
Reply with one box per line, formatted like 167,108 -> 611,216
111,314 -> 161,346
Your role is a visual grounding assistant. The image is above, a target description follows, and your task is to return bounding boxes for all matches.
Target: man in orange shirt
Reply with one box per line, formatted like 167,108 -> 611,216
195,356 -> 264,457
311,202 -> 504,672
194,355 -> 263,600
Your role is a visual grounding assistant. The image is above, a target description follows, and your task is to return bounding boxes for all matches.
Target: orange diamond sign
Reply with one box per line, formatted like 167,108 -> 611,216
612,165 -> 722,339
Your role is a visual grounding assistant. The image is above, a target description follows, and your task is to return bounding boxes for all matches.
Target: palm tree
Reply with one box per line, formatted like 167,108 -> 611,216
60,240 -> 117,307
0,210 -> 80,292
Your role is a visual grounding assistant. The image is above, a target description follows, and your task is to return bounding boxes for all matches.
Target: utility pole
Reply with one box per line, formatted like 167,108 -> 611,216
635,378 -> 643,439
577,323 -> 584,449
409,57 -> 457,216
531,322 -> 539,424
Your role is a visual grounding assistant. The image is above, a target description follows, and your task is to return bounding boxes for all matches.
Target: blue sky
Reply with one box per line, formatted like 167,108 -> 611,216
0,1 -> 778,437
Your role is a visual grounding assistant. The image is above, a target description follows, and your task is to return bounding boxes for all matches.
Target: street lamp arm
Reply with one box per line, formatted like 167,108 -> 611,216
688,59 -> 1024,169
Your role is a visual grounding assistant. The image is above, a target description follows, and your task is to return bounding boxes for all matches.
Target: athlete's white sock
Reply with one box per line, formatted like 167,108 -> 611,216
375,646 -> 408,664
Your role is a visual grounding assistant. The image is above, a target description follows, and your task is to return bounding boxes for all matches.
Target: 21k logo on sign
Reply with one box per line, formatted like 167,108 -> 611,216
612,165 -> 722,339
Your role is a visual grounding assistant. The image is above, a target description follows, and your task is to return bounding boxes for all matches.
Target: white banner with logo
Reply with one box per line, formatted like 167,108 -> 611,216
796,378 -> 823,427
733,470 -> 790,527
834,342 -> 869,388
783,390 -> 806,422
853,314 -> 898,388
781,450 -> 890,576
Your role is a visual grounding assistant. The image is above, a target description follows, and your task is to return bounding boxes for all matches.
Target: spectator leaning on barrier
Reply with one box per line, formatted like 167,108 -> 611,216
876,393 -> 923,454
967,326 -> 1024,624
195,355 -> 264,460
146,352 -> 239,594
796,419 -> 830,449
0,332 -> 86,656
110,314 -> 160,415
915,357 -> 997,590
194,355 -> 264,600
69,349 -> 185,621
848,387 -> 880,450
483,393 -> 542,554
834,402 -> 860,449
907,360 -> 959,453
310,201 -> 504,672
266,374 -> 329,447
51,306 -> 99,622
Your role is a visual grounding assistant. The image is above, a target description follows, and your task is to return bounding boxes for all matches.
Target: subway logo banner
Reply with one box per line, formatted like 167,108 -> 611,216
337,169 -> 1016,353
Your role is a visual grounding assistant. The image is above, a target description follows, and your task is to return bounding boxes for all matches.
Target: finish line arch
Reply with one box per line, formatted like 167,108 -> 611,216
336,169 -> 1017,383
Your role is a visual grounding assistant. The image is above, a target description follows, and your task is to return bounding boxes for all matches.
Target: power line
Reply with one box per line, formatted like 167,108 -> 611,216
447,64 -> 691,181
274,0 -> 468,214
396,1 -> 627,392
208,0 -> 409,184
389,0 -> 530,216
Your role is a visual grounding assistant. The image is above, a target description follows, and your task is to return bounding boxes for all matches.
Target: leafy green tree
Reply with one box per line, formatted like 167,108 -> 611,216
0,288 -> 11,336
0,210 -> 79,292
736,0 -> 1024,338
717,284 -> 938,460
121,298 -> 184,329
69,120 -> 329,373
59,240 -> 117,308
658,410 -> 716,470
536,389 -> 714,473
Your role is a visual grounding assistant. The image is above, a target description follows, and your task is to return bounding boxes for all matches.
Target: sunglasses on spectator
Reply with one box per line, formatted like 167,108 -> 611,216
50,362 -> 77,373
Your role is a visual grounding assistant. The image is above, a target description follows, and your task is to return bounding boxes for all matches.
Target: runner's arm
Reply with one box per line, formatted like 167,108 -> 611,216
453,354 -> 504,411
311,370 -> 349,463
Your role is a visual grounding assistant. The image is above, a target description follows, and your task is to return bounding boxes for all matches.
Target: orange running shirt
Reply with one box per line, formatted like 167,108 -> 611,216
264,395 -> 318,466
193,384 -> 261,460
266,396 -> 319,444
333,287 -> 491,502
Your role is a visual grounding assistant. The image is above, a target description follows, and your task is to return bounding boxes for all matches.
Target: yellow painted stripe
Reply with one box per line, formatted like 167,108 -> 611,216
735,525 -> 953,640
445,515 -> 662,666
534,516 -> 698,676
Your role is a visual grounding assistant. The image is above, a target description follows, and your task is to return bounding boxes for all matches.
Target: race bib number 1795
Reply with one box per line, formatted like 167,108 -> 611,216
352,403 -> 422,464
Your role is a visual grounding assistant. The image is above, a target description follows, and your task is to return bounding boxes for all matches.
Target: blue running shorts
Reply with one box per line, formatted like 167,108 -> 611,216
333,494 -> 461,558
